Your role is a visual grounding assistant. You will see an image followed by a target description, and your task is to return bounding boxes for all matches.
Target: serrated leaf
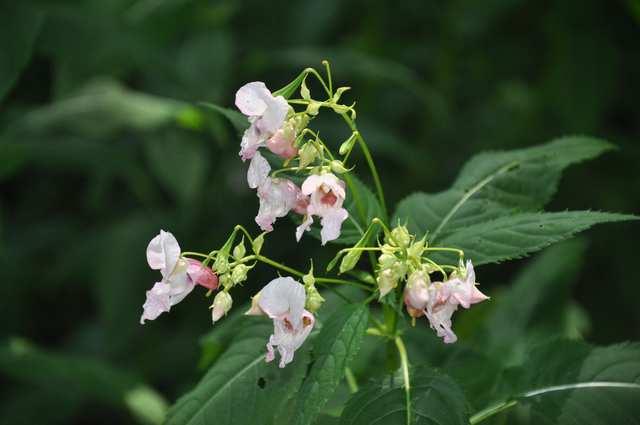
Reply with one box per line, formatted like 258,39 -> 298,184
291,304 -> 369,425
340,368 -> 469,425
393,137 -> 615,242
430,211 -> 636,265
165,317 -> 309,425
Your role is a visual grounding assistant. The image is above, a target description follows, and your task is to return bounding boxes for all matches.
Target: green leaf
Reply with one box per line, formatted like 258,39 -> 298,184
291,304 -> 369,425
0,338 -> 167,424
199,102 -> 249,134
165,317 -> 309,425
480,239 -> 587,364
340,368 -> 469,425
431,211 -> 636,265
0,4 -> 44,102
393,137 -> 615,242
272,70 -> 308,99
473,341 -> 640,424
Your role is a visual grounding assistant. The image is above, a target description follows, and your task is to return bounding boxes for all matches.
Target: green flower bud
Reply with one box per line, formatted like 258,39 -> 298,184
213,254 -> 229,274
338,132 -> 358,156
377,268 -> 398,298
332,86 -> 351,103
330,160 -> 349,174
306,101 -> 321,116
378,252 -> 398,269
303,265 -> 315,287
219,273 -> 233,289
300,78 -> 311,100
233,239 -> 246,260
407,237 -> 427,261
231,264 -> 250,284
305,284 -> 325,313
389,225 -> 412,248
298,142 -> 318,168
252,233 -> 265,255
211,291 -> 232,323
340,249 -> 362,274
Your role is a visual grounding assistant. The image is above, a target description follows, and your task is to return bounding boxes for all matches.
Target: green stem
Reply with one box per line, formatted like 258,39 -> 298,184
345,367 -> 358,393
469,400 -> 517,424
340,113 -> 388,221
395,336 -> 412,425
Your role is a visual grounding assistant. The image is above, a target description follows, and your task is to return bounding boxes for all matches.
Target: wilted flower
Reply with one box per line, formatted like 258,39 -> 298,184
235,82 -> 289,161
211,291 -> 233,323
257,277 -> 315,368
296,173 -> 349,245
141,230 -> 218,324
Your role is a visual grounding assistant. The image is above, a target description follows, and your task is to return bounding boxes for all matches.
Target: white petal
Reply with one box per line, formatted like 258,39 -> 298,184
166,262 -> 195,305
247,151 -> 271,189
235,82 -> 269,116
319,207 -> 349,245
255,178 -> 298,232
258,277 -> 305,325
256,95 -> 288,135
140,282 -> 172,324
239,125 -> 265,161
146,230 -> 181,278
295,214 -> 314,242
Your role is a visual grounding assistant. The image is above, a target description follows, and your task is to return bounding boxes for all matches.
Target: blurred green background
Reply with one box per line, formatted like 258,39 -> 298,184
1,0 -> 639,423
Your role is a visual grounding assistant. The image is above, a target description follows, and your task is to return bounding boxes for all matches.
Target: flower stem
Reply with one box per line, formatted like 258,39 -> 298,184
469,400 -> 518,424
345,367 -> 358,393
395,336 -> 412,425
340,113 -> 388,221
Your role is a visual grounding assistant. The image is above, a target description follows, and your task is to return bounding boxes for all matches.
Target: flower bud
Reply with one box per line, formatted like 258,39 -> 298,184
332,87 -> 351,103
302,266 -> 315,287
340,249 -> 362,274
338,132 -> 358,156
306,101 -> 321,116
267,125 -> 298,159
233,240 -> 246,260
404,271 -> 430,317
377,268 -> 398,298
231,264 -> 250,284
245,292 -> 263,316
213,253 -> 229,274
300,79 -> 311,100
252,233 -> 265,255
211,291 -> 232,323
330,160 -> 349,174
305,284 -> 325,313
389,225 -> 412,248
298,143 -> 318,168
378,252 -> 398,269
186,259 -> 219,290
407,237 -> 426,261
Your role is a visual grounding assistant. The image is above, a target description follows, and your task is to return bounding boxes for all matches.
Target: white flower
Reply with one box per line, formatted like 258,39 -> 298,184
257,277 -> 315,368
296,173 -> 349,245
141,230 -> 217,324
255,178 -> 304,232
235,82 -> 289,161
247,151 -> 271,189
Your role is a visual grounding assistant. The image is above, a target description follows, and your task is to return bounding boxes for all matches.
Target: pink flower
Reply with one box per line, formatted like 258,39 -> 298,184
141,230 -> 217,324
255,177 -> 304,232
266,124 -> 298,159
448,260 -> 489,309
403,271 -> 430,318
296,173 -> 349,245
235,82 -> 289,161
257,277 -> 315,368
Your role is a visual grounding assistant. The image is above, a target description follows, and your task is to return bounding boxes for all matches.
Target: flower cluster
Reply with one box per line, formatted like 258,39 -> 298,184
375,225 -> 488,343
235,81 -> 349,245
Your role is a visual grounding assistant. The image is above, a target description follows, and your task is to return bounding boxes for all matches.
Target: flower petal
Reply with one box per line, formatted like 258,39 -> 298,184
140,282 -> 172,324
319,207 -> 348,245
247,151 -> 271,189
258,277 -> 306,324
146,230 -> 181,278
235,82 -> 269,116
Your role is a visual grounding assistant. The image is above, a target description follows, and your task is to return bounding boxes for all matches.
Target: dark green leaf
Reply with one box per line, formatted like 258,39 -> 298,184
291,304 -> 369,425
165,317 -> 309,425
431,211 -> 636,265
340,368 -> 469,425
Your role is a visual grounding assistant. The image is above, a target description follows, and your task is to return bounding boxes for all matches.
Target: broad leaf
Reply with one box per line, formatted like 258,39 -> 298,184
430,211 -> 635,265
291,304 -> 369,425
0,4 -> 44,102
340,368 -> 469,425
393,137 -> 614,242
475,341 -> 640,425
165,317 -> 309,425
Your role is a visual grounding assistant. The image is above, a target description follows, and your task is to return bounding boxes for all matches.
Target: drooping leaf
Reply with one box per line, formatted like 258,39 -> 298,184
165,317 -> 309,425
393,137 -> 615,242
430,211 -> 636,265
475,340 -> 640,425
0,3 -> 44,102
291,304 -> 369,425
340,368 -> 469,425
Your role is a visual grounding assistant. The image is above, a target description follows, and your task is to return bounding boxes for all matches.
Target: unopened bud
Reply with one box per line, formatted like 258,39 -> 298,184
407,237 -> 426,261
233,240 -> 246,260
340,249 -> 362,274
338,132 -> 358,156
303,265 -> 315,287
211,291 -> 232,323
404,271 -> 430,317
377,268 -> 398,298
330,160 -> 349,174
306,101 -> 321,116
213,254 -> 229,274
245,292 -> 263,316
332,87 -> 351,103
300,79 -> 311,100
298,143 -> 318,168
378,253 -> 398,269
252,233 -> 265,255
305,284 -> 325,312
231,264 -> 250,284
389,225 -> 412,248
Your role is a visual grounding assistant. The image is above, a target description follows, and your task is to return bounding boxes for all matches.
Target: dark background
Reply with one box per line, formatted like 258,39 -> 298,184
1,0 -> 639,423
